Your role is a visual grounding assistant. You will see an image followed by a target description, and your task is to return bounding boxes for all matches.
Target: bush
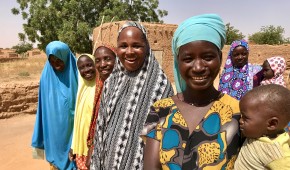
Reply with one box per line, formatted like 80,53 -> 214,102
18,71 -> 30,77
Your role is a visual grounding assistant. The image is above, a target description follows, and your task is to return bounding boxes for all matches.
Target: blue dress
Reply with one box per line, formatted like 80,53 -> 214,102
31,41 -> 78,170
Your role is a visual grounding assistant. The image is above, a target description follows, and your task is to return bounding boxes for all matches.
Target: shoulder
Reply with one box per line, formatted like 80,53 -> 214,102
248,63 -> 263,73
218,94 -> 240,114
152,97 -> 175,108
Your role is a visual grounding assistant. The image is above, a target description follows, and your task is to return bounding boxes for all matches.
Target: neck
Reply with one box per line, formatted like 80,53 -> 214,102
180,86 -> 221,106
264,129 -> 285,139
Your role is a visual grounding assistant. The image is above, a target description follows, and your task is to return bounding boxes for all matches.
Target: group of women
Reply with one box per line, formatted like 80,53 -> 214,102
31,13 -> 288,170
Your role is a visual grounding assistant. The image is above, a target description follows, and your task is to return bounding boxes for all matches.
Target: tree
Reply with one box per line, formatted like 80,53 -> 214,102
12,42 -> 33,58
11,0 -> 167,53
12,33 -> 33,57
225,23 -> 245,45
248,25 -> 285,45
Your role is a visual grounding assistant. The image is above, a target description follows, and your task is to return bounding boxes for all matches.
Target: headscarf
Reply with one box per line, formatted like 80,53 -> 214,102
87,44 -> 116,148
218,40 -> 262,100
90,21 -> 173,170
71,54 -> 96,157
31,41 -> 78,170
172,14 -> 226,93
260,56 -> 286,87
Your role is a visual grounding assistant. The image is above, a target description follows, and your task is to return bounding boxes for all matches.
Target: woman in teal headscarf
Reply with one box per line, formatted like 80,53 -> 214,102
142,14 -> 241,169
31,41 -> 78,170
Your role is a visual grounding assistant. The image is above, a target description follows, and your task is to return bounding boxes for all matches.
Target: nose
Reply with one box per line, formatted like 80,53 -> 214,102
100,60 -> 106,67
192,58 -> 205,73
237,54 -> 245,60
126,46 -> 134,55
239,117 -> 244,125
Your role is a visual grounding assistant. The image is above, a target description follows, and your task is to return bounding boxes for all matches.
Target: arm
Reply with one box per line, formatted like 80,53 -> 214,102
143,137 -> 161,170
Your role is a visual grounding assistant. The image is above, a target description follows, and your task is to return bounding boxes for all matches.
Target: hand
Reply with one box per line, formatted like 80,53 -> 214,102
69,149 -> 76,161
86,147 -> 93,169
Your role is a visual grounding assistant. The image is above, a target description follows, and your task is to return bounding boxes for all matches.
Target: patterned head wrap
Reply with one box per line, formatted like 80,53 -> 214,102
91,21 -> 173,169
218,40 -> 262,100
261,56 -> 286,87
172,14 -> 226,92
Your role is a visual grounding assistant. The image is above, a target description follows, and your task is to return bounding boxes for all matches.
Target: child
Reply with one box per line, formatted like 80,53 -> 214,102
234,84 -> 290,170
70,54 -> 96,170
260,56 -> 286,87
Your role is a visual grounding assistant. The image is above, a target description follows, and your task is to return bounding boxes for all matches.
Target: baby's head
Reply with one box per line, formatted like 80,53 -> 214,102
262,56 -> 286,80
239,84 -> 290,139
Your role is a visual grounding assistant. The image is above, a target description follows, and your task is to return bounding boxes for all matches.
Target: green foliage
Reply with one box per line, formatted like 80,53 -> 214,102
12,42 -> 33,57
11,0 -> 167,53
248,25 -> 285,45
225,23 -> 245,45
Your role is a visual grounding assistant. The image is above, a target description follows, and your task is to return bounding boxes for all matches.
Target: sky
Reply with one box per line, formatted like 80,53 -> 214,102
1,0 -> 290,48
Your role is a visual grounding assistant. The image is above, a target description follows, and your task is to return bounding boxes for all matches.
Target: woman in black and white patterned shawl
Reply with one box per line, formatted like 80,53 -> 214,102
90,21 -> 173,170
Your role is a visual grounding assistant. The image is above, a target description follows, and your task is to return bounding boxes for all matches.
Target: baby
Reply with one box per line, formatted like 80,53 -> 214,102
234,84 -> 290,170
260,56 -> 286,87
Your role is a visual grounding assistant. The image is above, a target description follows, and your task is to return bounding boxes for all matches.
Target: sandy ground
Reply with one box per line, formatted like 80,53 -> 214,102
0,114 -> 48,170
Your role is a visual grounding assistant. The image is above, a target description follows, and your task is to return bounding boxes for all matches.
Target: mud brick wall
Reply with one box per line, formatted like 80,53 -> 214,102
0,82 -> 39,119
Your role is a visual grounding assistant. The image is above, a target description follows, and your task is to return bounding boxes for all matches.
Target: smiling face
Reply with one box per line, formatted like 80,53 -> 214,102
94,46 -> 116,81
117,26 -> 148,72
231,46 -> 249,68
77,55 -> 96,81
177,40 -> 221,91
239,96 -> 269,138
262,60 -> 274,79
49,55 -> 65,72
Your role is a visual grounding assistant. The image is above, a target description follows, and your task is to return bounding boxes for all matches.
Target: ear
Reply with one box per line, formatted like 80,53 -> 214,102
267,117 -> 279,131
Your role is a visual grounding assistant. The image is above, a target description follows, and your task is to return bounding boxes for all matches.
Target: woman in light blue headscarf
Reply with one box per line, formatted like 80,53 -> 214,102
142,14 -> 241,169
31,41 -> 78,170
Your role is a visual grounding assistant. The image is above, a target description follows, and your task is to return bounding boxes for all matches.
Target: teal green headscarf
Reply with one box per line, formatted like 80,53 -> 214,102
172,14 -> 226,92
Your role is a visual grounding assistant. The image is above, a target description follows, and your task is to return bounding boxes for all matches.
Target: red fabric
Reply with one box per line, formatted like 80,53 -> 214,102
75,155 -> 88,170
87,77 -> 104,148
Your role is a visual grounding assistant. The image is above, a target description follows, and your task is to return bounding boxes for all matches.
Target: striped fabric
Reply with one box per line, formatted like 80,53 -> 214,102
234,132 -> 290,170
90,21 -> 174,170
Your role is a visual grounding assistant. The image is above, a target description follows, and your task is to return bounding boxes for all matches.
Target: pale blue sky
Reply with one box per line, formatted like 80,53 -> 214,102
1,0 -> 290,48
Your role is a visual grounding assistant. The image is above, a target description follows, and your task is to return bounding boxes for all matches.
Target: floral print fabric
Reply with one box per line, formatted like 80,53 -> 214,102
142,94 -> 241,170
260,56 -> 286,87
218,40 -> 262,100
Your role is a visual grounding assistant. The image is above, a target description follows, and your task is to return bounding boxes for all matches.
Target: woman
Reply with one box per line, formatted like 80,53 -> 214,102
218,39 -> 262,100
70,54 -> 96,170
90,21 -> 173,170
85,44 -> 116,168
31,41 -> 78,170
142,14 -> 241,169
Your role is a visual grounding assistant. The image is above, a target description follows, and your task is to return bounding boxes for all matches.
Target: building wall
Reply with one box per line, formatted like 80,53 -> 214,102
0,48 -> 46,59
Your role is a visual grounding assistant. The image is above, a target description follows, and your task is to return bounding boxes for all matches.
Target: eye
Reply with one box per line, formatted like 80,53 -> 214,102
203,55 -> 215,61
118,44 -> 127,49
104,57 -> 111,61
182,56 -> 192,63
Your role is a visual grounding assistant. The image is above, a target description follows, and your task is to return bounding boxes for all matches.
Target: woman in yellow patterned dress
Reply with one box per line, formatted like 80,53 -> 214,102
142,14 -> 242,170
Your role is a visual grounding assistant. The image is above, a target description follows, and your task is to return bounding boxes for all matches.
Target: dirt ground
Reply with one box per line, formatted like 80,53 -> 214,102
0,114 -> 48,170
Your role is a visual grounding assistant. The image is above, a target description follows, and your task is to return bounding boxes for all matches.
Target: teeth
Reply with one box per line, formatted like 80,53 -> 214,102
192,76 -> 206,80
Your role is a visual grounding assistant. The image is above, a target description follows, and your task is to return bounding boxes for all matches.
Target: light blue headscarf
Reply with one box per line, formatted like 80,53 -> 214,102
172,14 -> 226,92
31,41 -> 78,170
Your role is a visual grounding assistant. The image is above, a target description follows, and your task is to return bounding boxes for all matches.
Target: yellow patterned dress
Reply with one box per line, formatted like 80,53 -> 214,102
142,94 -> 241,170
